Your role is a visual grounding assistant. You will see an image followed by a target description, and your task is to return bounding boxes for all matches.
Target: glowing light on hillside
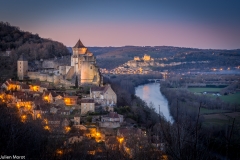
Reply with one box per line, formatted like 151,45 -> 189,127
21,115 -> 27,122
44,125 -> 50,130
56,149 -> 63,155
37,113 -> 41,119
65,126 -> 71,133
118,137 -> 124,143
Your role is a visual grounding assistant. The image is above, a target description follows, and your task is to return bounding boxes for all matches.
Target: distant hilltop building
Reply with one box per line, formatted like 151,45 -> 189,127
126,54 -> 154,68
143,54 -> 151,61
134,54 -> 153,61
17,39 -> 102,86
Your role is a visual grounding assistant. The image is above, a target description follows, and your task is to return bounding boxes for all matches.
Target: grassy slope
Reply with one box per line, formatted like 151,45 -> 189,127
188,87 -> 222,93
188,87 -> 240,104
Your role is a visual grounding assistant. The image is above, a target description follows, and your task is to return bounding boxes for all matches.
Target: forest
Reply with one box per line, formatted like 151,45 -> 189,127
0,22 -> 70,82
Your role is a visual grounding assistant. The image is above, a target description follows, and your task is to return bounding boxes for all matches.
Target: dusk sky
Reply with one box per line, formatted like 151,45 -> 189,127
1,0 -> 240,49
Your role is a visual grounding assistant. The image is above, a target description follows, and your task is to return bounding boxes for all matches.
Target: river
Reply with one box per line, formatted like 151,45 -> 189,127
135,83 -> 173,122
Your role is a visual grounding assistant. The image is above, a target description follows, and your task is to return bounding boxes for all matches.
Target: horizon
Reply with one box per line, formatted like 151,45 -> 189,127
1,0 -> 240,50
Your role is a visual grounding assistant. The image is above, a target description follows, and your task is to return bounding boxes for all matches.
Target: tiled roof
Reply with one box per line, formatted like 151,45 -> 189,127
21,84 -> 30,89
81,99 -> 94,103
64,96 -> 79,99
31,81 -> 41,86
91,85 -> 111,93
50,91 -> 58,97
91,86 -> 105,92
73,39 -> 85,48
108,112 -> 119,118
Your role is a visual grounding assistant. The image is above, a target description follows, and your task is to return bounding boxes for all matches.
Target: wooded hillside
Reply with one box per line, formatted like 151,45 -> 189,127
0,22 -> 70,81
0,22 -> 70,59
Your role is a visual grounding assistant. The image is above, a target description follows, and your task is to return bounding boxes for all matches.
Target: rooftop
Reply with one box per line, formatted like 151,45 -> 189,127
73,39 -> 85,48
18,54 -> 27,61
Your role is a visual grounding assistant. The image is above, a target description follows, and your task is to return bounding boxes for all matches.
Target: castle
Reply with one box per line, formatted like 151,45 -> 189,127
17,39 -> 102,87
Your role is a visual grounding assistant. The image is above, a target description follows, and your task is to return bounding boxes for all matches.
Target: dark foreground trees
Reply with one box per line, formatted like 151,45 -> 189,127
0,103 -> 48,158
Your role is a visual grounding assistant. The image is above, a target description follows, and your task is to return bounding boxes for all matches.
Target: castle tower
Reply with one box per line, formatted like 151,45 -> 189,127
81,59 -> 95,84
17,54 -> 28,80
71,39 -> 88,76
143,54 -> 151,61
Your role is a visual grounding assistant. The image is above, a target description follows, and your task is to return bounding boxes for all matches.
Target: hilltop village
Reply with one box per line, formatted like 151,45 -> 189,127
0,39 -> 167,159
100,53 -> 209,75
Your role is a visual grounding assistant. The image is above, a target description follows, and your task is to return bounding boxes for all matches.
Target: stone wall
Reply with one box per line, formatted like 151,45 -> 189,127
28,71 -> 74,87
42,56 -> 70,69
99,122 -> 120,128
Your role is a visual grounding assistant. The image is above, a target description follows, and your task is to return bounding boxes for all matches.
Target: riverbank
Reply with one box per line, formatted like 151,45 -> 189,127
135,83 -> 173,122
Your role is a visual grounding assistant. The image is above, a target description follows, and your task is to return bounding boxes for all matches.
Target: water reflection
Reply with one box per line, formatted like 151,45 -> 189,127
143,85 -> 150,100
135,83 -> 173,122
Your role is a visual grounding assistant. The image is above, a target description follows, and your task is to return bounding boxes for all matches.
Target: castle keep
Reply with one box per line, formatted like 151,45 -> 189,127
18,39 -> 102,86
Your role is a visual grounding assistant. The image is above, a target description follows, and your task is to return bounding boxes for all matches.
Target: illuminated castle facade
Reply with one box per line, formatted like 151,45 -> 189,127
18,39 -> 102,87
70,39 -> 102,85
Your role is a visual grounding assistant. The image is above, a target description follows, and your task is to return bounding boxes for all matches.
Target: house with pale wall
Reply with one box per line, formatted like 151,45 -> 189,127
80,99 -> 95,115
42,91 -> 53,103
90,84 -> 117,107
99,112 -> 123,128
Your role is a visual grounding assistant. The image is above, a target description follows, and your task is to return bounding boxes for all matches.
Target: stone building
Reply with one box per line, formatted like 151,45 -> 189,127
70,39 -> 102,85
17,55 -> 28,80
90,84 -> 117,106
80,99 -> 95,115
19,39 -> 102,87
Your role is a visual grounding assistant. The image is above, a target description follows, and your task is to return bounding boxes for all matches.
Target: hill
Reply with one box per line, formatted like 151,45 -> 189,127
0,22 -> 70,81
85,46 -> 240,70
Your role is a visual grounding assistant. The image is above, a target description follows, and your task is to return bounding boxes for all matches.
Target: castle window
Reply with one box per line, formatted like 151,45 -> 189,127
90,66 -> 92,69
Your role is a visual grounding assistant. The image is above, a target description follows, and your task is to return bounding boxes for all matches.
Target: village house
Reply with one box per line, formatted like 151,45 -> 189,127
42,115 -> 61,132
50,106 -> 59,114
40,105 -> 50,114
50,91 -> 63,101
1,79 -> 21,91
33,105 -> 41,120
21,84 -> 30,92
73,114 -> 81,125
12,92 -> 35,112
80,99 -> 95,115
29,82 -> 41,92
64,96 -> 78,106
57,108 -> 70,115
99,112 -> 124,128
33,97 -> 49,114
42,91 -> 53,103
90,84 -> 117,107
29,82 -> 48,92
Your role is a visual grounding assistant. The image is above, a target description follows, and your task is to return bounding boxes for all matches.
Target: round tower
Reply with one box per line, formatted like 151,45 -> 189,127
17,54 -> 28,80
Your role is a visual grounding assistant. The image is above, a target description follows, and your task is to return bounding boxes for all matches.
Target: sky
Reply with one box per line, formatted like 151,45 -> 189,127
0,0 -> 240,49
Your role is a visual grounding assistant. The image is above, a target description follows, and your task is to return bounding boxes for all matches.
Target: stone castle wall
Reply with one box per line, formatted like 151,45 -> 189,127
42,56 -> 70,69
28,72 -> 70,85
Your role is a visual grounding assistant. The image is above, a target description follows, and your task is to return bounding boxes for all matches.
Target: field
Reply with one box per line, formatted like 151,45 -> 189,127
202,112 -> 240,127
187,87 -> 240,127
219,92 -> 240,104
188,87 -> 240,104
188,87 -> 222,93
